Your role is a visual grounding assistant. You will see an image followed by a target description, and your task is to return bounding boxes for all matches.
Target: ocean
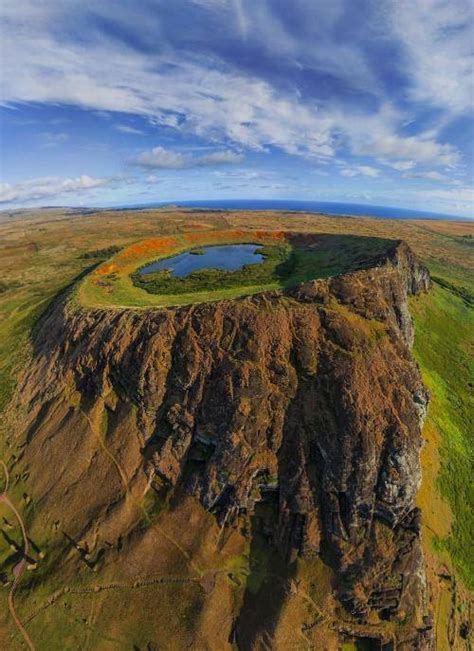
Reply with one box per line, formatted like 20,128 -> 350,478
119,199 -> 470,221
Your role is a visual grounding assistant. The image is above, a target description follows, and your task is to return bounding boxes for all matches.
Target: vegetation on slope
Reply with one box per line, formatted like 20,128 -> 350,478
0,209 -> 472,647
79,244 -> 123,259
411,272 -> 474,589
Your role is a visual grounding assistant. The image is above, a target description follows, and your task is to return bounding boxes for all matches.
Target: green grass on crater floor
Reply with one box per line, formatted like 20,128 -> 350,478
82,233 -> 396,308
130,239 -> 391,298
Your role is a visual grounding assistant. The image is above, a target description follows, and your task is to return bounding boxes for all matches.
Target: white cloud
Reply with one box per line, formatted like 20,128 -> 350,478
333,104 -> 460,168
411,186 -> 474,216
135,146 -> 243,169
380,160 -> 415,172
0,0 -> 468,172
365,135 -> 458,167
135,147 -> 187,169
0,175 -> 110,204
427,187 -> 474,204
356,165 -> 379,178
405,170 -> 453,183
115,124 -> 145,135
341,169 -> 357,177
341,165 -> 380,178
199,150 -> 244,165
0,3 -> 336,159
390,0 -> 474,115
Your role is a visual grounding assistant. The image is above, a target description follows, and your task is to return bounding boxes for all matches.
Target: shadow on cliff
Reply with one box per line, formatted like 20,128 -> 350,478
232,503 -> 296,650
30,261 -> 101,357
233,317 -> 345,649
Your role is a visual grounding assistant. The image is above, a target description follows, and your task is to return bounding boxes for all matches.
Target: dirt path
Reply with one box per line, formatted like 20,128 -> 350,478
0,410 -> 203,648
1,459 -> 36,651
24,571 -> 220,625
1,459 -> 10,494
82,407 -> 203,576
82,410 -> 130,497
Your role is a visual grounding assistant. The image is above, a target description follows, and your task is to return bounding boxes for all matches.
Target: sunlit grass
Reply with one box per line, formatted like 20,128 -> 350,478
411,270 -> 474,589
0,208 -> 472,626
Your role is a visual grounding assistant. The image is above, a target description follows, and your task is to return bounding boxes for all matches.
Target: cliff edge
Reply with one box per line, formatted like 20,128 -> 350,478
10,237 -> 433,649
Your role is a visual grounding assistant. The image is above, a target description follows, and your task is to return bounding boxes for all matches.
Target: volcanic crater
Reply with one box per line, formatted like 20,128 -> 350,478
11,231 -> 434,649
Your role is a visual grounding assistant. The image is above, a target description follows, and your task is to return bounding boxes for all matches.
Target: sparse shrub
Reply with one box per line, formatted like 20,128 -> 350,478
80,245 -> 122,259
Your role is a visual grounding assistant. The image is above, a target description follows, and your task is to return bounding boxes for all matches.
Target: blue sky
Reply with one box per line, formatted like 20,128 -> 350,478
0,0 -> 473,217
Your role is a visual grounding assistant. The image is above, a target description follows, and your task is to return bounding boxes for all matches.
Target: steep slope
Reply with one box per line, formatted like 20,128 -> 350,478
5,238 -> 433,649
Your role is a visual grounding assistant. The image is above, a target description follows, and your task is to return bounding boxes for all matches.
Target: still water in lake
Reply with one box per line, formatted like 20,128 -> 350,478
140,244 -> 264,277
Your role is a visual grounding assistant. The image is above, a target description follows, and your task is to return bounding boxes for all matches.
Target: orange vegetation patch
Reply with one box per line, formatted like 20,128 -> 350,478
92,230 -> 288,279
94,262 -> 120,276
254,229 -> 286,241
118,236 -> 180,261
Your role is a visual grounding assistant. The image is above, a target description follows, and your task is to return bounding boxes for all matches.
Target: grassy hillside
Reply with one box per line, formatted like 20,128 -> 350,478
411,269 -> 473,589
0,208 -> 472,648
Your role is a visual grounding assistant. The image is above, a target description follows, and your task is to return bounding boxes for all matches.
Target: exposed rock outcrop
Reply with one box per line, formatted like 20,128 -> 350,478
13,237 -> 433,648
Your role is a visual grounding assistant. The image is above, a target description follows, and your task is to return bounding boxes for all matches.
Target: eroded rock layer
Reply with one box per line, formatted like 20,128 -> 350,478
15,238 -> 433,649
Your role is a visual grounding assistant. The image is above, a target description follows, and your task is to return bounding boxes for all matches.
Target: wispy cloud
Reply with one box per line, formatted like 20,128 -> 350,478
358,134 -> 459,167
38,131 -> 69,148
0,175 -> 110,204
115,124 -> 145,135
0,0 -> 472,213
380,160 -> 415,172
404,170 -> 458,184
341,165 -> 380,178
390,0 -> 473,114
134,146 -> 243,169
409,186 -> 474,215
1,0 -> 468,168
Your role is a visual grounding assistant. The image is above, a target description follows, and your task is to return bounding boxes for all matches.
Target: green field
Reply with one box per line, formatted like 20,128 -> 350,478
0,208 -> 472,647
411,268 -> 474,588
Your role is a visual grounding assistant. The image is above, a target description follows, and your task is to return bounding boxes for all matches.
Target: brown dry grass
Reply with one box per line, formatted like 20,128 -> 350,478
0,207 -> 472,649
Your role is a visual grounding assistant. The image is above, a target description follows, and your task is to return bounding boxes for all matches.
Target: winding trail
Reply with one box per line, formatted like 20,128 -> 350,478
1,459 -> 36,651
82,407 -> 203,577
23,572 -> 208,625
1,407 -> 203,646
82,410 -> 130,497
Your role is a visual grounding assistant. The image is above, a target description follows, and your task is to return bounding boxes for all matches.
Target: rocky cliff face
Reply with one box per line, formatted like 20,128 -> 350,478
14,239 -> 433,649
